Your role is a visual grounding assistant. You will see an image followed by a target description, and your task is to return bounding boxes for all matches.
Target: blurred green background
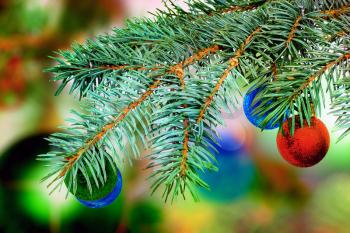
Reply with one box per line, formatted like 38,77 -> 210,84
1,1 -> 350,233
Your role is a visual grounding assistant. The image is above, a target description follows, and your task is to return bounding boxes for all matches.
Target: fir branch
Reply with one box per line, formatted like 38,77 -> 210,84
43,43 -> 221,195
180,118 -> 190,176
41,0 -> 350,202
148,45 -> 223,201
272,63 -> 278,80
48,78 -> 161,187
170,65 -> 189,177
286,15 -> 303,47
58,80 -> 161,178
96,44 -> 220,76
197,27 -> 262,123
257,51 -> 350,133
214,2 -> 266,15
291,53 -> 350,101
330,58 -> 350,141
185,0 -> 268,16
321,4 -> 350,18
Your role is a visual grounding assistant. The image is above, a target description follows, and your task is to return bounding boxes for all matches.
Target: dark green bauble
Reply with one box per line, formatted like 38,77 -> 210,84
64,162 -> 119,201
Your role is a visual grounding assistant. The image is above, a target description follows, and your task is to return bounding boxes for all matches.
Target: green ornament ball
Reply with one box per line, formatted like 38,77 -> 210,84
64,161 -> 120,201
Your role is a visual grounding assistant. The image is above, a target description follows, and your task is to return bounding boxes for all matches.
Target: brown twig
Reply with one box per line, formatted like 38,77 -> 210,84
272,63 -> 278,81
291,53 -> 350,101
214,3 -> 262,15
321,4 -> 350,18
196,27 -> 262,123
180,118 -> 189,177
96,45 -> 220,78
171,64 -> 190,177
286,15 -> 302,47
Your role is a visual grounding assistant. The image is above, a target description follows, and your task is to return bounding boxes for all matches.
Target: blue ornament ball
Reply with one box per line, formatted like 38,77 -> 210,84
199,129 -> 255,202
243,85 -> 280,129
77,169 -> 123,208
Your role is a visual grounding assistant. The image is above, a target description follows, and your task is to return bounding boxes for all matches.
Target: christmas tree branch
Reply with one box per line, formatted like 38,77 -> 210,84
256,49 -> 350,134
244,1 -> 350,129
42,75 -> 160,192
41,0 -> 350,201
211,1 -> 267,15
291,53 -> 350,101
176,0 -> 268,16
148,45 -> 224,201
286,15 -> 303,47
197,27 -> 262,123
50,1 -> 270,97
54,79 -> 161,182
321,3 -> 350,18
43,42 -> 220,195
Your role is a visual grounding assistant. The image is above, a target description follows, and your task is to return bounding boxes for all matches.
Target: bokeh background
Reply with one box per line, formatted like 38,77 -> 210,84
1,1 -> 350,233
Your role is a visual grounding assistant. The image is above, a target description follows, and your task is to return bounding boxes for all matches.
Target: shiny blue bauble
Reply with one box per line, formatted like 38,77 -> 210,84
77,169 -> 122,208
199,130 -> 255,202
243,85 -> 280,129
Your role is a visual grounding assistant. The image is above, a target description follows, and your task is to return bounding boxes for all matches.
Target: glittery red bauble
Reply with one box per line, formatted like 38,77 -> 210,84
276,116 -> 330,167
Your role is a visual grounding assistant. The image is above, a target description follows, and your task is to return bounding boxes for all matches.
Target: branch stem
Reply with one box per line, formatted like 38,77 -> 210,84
286,15 -> 302,46
196,27 -> 262,123
54,44 -> 221,182
321,4 -> 350,18
291,53 -> 350,101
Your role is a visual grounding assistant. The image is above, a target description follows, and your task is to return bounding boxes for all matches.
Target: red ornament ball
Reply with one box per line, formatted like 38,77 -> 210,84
276,116 -> 330,167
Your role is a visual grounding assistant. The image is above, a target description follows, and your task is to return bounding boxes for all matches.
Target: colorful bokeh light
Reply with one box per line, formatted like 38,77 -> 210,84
198,128 -> 255,202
